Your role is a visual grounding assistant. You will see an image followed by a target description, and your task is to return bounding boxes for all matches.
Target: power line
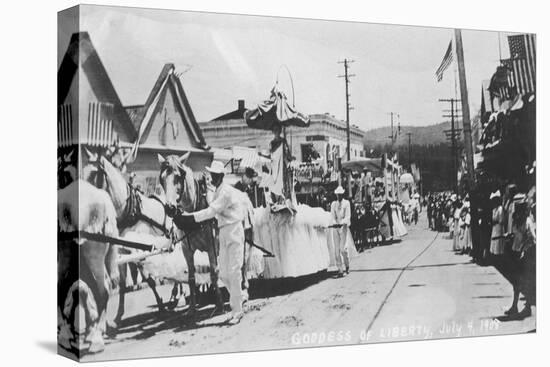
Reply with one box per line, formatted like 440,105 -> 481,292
439,98 -> 461,193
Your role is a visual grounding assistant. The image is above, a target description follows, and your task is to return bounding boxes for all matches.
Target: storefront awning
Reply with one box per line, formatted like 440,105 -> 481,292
211,147 -> 270,172
341,157 -> 383,174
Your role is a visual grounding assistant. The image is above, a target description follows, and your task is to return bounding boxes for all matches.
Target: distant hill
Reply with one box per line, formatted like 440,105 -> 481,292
363,121 -> 459,148
362,121 -> 467,192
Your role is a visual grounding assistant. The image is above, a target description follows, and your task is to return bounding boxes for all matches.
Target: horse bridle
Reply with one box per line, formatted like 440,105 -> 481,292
90,155 -> 175,240
160,166 -> 217,254
159,162 -> 190,208
140,194 -> 174,239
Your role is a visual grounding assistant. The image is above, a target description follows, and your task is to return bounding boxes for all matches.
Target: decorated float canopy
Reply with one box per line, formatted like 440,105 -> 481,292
244,84 -> 310,130
475,92 -> 535,186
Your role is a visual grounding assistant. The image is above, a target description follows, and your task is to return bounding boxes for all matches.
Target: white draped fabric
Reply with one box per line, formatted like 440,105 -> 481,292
137,241 -> 213,285
392,207 -> 408,237
124,204 -> 361,285
252,205 -> 358,278
377,204 -> 408,239
268,143 -> 285,197
252,205 -> 330,278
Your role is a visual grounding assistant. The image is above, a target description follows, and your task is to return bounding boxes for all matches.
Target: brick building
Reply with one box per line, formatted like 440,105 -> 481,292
198,100 -> 366,171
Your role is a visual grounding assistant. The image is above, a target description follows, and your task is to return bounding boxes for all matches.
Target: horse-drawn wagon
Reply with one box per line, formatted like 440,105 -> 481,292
56,68 -> 361,356
58,143 -> 332,355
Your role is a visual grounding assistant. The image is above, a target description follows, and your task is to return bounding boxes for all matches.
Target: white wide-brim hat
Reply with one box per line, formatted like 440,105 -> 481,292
490,190 -> 501,200
334,186 -> 345,194
205,160 -> 226,174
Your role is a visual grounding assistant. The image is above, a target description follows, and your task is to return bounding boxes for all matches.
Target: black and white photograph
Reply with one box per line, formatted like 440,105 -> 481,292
55,3 -> 537,362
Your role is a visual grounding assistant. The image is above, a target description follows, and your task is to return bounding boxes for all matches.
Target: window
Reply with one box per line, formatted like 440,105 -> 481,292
301,144 -> 320,163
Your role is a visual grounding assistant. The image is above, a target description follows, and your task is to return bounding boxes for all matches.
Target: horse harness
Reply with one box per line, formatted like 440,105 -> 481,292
90,157 -> 174,240
175,173 -> 218,256
118,186 -> 173,239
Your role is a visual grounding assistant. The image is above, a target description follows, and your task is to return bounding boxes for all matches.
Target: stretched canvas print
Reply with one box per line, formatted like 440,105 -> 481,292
57,4 -> 536,362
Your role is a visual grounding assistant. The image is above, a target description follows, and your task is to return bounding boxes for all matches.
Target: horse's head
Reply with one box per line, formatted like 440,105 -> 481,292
158,152 -> 196,211
105,143 -> 134,174
58,150 -> 77,189
83,148 -> 131,218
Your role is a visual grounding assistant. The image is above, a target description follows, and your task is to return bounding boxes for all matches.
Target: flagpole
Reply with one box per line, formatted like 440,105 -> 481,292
454,65 -> 458,100
453,36 -> 458,100
454,29 -> 475,188
498,32 -> 502,61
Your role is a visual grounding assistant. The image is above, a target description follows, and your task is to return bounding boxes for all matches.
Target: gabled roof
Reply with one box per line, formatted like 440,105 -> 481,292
131,64 -> 209,150
58,32 -> 137,141
211,106 -> 247,121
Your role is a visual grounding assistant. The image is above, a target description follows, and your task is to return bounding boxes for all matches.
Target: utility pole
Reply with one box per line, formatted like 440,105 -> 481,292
338,59 -> 355,161
406,132 -> 412,168
439,98 -> 462,193
454,29 -> 475,188
387,112 -> 400,152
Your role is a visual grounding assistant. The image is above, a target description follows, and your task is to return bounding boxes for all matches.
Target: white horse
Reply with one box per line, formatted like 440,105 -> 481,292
84,149 -> 182,328
58,179 -> 120,354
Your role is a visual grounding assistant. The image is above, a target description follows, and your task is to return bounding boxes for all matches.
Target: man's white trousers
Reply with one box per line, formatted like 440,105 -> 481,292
218,222 -> 245,315
333,227 -> 350,273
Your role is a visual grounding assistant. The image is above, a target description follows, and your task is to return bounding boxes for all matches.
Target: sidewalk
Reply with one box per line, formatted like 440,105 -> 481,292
365,227 -> 536,343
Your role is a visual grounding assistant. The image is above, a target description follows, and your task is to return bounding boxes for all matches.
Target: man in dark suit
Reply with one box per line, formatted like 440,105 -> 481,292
234,167 -> 265,208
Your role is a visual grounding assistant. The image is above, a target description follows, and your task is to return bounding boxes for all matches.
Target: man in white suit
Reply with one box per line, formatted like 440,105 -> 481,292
171,161 -> 246,325
331,186 -> 351,277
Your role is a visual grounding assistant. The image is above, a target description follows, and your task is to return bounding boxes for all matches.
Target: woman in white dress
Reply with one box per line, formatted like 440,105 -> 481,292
490,190 -> 505,256
459,202 -> 472,254
452,199 -> 462,252
391,202 -> 408,237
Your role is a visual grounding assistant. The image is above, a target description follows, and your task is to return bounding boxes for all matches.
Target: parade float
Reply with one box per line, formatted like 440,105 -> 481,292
341,155 -> 408,241
243,74 -> 357,278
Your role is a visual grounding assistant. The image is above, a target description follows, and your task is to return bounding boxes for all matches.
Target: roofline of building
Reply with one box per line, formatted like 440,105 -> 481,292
200,114 -> 365,135
132,63 -> 209,149
58,31 -> 137,141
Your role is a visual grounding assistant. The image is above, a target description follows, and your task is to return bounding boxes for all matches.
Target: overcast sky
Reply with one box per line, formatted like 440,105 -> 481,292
58,5 -> 515,130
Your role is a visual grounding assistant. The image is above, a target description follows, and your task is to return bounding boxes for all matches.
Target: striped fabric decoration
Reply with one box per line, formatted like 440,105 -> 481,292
435,40 -> 453,82
58,104 -> 75,147
501,34 -> 536,96
86,102 -> 118,147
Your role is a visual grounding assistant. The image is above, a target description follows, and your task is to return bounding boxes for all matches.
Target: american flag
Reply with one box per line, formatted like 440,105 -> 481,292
501,34 -> 536,95
435,41 -> 453,82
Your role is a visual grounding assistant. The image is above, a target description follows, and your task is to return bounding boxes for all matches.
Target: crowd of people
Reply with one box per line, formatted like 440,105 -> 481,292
427,192 -> 472,254
484,183 -> 536,319
426,179 -> 536,319
232,158 -> 537,321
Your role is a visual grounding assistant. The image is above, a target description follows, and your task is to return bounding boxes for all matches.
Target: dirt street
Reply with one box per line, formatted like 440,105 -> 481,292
84,214 -> 535,362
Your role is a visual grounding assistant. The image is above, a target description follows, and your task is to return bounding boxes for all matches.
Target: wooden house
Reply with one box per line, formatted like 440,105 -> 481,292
125,64 -> 213,195
58,32 -> 137,153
